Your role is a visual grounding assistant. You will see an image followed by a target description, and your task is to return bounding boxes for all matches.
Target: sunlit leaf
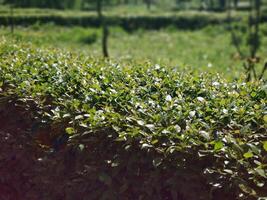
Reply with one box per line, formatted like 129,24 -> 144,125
263,141 -> 267,152
214,141 -> 224,151
65,127 -> 75,135
243,151 -> 253,159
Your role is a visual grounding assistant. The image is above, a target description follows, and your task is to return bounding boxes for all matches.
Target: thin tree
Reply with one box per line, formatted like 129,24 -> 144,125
144,0 -> 152,10
97,0 -> 109,58
10,1 -> 14,34
227,0 -> 266,81
233,0 -> 238,9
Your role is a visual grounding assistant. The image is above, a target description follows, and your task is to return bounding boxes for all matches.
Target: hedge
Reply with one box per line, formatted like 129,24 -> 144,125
0,40 -> 266,199
0,14 -> 237,30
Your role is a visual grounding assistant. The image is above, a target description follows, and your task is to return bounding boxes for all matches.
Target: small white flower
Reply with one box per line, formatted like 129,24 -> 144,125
166,95 -> 172,102
145,124 -> 155,130
186,125 -> 190,131
110,89 -> 117,94
174,125 -> 181,133
155,64 -> 161,70
222,109 -> 228,114
197,97 -> 205,103
208,63 -> 213,68
212,81 -> 220,87
96,110 -> 104,114
224,160 -> 230,165
199,130 -> 210,140
148,100 -> 155,106
162,129 -> 171,134
52,63 -> 58,68
189,110 -> 196,117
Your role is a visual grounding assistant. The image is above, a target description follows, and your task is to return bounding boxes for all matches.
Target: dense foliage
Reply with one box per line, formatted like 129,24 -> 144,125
0,41 -> 266,199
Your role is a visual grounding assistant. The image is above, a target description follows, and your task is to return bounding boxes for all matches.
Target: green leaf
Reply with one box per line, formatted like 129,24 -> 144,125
247,143 -> 261,155
239,184 -> 256,195
255,168 -> 267,178
214,141 -> 224,151
141,143 -> 152,149
137,120 -> 145,126
65,127 -> 75,135
75,115 -> 83,120
145,124 -> 155,131
151,139 -> 158,144
250,92 -> 257,97
243,151 -> 253,159
263,141 -> 267,152
223,169 -> 233,174
254,104 -> 260,109
255,180 -> 265,187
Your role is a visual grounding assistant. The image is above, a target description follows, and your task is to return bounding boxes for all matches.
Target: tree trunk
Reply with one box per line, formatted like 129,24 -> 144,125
97,0 -> 109,58
10,4 -> 14,34
218,0 -> 226,10
97,0 -> 102,19
145,0 -> 151,10
251,0 -> 261,58
234,0 -> 238,9
102,23 -> 109,58
209,0 -> 214,10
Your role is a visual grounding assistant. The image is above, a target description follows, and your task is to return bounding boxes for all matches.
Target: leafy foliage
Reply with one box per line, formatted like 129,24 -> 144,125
0,40 -> 266,199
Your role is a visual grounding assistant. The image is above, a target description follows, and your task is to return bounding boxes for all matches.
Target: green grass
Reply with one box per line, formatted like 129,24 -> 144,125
1,23 -> 267,79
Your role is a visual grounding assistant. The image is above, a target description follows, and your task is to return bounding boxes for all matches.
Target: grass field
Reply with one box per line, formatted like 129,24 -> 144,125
1,23 -> 267,79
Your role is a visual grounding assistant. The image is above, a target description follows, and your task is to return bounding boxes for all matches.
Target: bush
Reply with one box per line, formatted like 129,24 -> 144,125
0,41 -> 266,199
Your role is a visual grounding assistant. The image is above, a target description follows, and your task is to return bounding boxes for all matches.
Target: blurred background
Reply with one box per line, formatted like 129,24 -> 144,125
0,0 -> 267,79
